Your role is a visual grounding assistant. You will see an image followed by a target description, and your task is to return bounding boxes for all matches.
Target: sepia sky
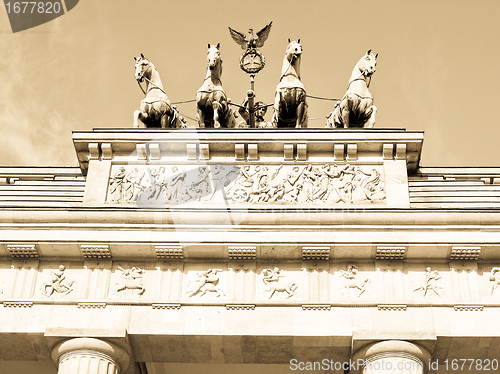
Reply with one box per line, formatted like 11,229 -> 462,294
0,0 -> 499,168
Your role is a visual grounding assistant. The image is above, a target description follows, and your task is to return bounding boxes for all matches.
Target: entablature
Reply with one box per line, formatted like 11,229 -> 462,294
72,128 -> 424,175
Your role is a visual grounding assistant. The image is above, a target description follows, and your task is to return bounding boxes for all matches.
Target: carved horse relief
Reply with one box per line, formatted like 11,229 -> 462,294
272,40 -> 308,128
326,50 -> 378,128
133,54 -> 186,129
184,269 -> 225,298
262,267 -> 298,299
196,44 -> 236,128
115,266 -> 145,296
339,265 -> 370,297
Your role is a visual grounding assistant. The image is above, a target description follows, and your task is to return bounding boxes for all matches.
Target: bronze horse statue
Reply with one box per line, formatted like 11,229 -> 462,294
133,54 -> 186,129
196,44 -> 236,128
326,50 -> 378,128
272,40 -> 308,128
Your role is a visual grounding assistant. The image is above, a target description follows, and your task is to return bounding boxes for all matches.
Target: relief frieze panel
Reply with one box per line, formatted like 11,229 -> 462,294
40,265 -> 75,297
0,260 -> 496,306
106,163 -> 386,206
257,264 -> 301,301
407,265 -> 452,302
35,262 -> 83,299
182,264 -> 228,301
109,263 -> 154,299
332,263 -> 375,301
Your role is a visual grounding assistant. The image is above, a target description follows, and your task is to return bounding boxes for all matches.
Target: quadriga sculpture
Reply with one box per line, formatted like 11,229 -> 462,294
196,44 -> 236,128
326,50 -> 378,128
133,54 -> 186,128
272,39 -> 308,128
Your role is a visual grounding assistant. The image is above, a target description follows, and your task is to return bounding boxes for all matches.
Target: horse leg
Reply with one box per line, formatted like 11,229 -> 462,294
134,110 -> 147,128
271,91 -> 281,128
296,102 -> 308,128
357,285 -> 366,297
339,99 -> 350,128
295,90 -> 308,128
213,101 -> 221,128
364,105 -> 377,128
287,283 -> 297,298
115,285 -> 125,294
160,114 -> 168,129
196,105 -> 206,128
269,289 -> 276,299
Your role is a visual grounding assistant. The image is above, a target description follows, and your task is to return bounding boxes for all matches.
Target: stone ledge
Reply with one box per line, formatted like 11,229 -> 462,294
3,301 -> 33,307
152,303 -> 181,310
454,305 -> 484,312
226,304 -> 256,310
302,304 -> 331,311
378,304 -> 407,311
77,302 -> 106,309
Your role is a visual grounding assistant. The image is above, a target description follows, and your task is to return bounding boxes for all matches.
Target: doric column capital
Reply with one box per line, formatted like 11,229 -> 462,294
51,338 -> 130,374
353,340 -> 431,374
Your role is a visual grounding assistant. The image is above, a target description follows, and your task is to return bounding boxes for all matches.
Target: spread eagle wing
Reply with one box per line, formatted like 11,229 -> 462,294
255,21 -> 273,48
228,27 -> 248,49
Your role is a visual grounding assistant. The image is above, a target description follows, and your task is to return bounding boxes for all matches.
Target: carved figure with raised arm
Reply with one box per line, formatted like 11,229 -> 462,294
326,50 -> 378,128
185,269 -> 225,298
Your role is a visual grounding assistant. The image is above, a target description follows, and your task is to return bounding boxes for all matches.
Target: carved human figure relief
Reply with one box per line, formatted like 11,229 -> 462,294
107,164 -> 385,205
40,265 -> 75,297
115,266 -> 145,296
262,267 -> 298,299
109,167 -> 127,202
413,267 -> 443,297
339,265 -> 369,297
184,269 -> 225,298
490,267 -> 500,296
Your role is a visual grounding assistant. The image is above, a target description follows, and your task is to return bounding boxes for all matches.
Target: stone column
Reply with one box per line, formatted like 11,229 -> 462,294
51,338 -> 130,374
353,340 -> 431,374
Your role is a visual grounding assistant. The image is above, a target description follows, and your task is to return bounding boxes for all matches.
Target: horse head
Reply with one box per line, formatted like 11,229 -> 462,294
134,53 -> 153,82
285,39 -> 302,63
207,43 -> 222,71
357,49 -> 378,77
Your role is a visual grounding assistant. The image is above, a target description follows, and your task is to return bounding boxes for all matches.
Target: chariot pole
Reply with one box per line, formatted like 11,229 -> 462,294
229,22 -> 272,129
247,74 -> 256,128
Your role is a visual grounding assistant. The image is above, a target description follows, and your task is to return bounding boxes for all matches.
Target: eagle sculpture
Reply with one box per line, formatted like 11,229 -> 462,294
228,21 -> 273,50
